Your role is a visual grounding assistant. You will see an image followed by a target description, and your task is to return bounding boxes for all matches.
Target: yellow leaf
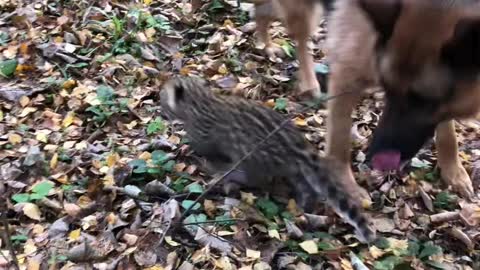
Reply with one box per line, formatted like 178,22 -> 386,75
299,240 -> 318,254
63,111 -> 75,128
168,135 -> 181,145
19,96 -> 30,107
27,257 -> 41,270
204,199 -> 216,217
180,66 -> 190,75
144,0 -> 153,4
36,131 -> 49,143
246,249 -> 261,259
362,199 -> 372,209
23,203 -> 42,221
165,236 -> 180,247
218,64 -> 228,75
139,151 -> 151,160
69,229 -> 81,241
0,109 -> 3,121
144,266 -> 165,270
8,133 -> 22,145
223,19 -> 234,27
50,153 -> 58,169
107,212 -> 117,224
293,117 -> 307,127
240,192 -> 256,205
24,239 -> 37,255
340,258 -> 354,270
263,99 -> 275,108
369,245 -> 385,259
268,229 -> 280,240
62,79 -> 77,90
125,120 -> 138,129
19,107 -> 37,117
106,152 -> 120,167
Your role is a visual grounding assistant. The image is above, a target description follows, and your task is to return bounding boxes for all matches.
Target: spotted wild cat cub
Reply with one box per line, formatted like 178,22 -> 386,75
160,76 -> 376,243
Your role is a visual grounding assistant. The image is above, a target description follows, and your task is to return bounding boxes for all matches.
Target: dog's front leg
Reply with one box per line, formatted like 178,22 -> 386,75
435,120 -> 475,199
326,71 -> 370,206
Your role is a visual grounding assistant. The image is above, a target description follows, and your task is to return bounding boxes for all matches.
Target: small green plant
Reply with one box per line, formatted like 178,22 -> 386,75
274,98 -> 288,111
147,117 -> 166,135
433,191 -> 458,210
86,85 -> 128,126
12,182 -> 54,203
128,150 -> 176,180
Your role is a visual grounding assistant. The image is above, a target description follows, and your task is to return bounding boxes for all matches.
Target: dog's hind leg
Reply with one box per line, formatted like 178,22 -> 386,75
435,120 -> 475,199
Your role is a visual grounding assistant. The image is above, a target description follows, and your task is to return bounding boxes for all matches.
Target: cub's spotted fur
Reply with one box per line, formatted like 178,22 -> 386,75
160,76 -> 376,243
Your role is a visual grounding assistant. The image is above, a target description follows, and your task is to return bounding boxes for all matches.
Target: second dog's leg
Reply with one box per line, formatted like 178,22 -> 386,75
435,120 -> 475,199
280,0 -> 321,97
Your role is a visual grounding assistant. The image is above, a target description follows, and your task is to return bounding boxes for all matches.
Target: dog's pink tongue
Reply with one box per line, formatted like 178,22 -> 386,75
371,151 -> 401,171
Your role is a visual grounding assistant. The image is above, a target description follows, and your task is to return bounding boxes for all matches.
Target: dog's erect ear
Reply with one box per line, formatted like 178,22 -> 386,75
442,18 -> 480,73
358,0 -> 402,46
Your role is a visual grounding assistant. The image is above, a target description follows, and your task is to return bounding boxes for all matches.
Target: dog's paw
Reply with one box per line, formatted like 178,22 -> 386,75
441,163 -> 475,199
339,167 -> 372,209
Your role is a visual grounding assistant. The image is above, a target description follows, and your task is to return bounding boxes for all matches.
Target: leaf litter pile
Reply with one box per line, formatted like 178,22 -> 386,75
0,0 -> 479,269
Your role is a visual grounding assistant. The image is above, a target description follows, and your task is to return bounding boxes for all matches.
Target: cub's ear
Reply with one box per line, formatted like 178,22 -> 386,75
358,0 -> 402,46
163,79 -> 185,110
442,18 -> 480,72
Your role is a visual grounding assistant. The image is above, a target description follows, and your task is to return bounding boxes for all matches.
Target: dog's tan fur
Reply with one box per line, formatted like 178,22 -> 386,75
248,0 -> 324,97
325,0 -> 480,201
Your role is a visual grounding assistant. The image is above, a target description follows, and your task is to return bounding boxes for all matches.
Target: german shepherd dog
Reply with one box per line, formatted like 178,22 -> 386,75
325,0 -> 480,201
247,0 -> 333,97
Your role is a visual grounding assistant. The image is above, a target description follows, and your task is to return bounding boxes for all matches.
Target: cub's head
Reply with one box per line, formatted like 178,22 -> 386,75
160,76 -> 212,120
358,0 -> 480,169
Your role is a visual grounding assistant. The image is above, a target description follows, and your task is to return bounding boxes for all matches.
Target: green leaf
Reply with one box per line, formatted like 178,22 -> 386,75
147,167 -> 163,175
147,117 -> 166,135
433,191 -> 458,210
183,213 -> 207,231
12,193 -> 31,203
419,242 -> 442,259
0,59 -> 18,77
208,0 -> 225,12
280,211 -> 294,220
181,200 -> 201,211
374,237 -> 391,249
30,193 -> 46,200
407,241 -> 420,257
373,256 -> 404,270
214,215 -> 235,225
172,177 -> 190,193
129,159 -> 147,174
312,232 -> 335,240
151,150 -> 169,164
317,242 -> 335,251
273,98 -> 288,111
162,160 -> 175,172
255,198 -> 280,219
11,234 -> 28,242
281,41 -> 295,58
187,183 -> 204,194
96,85 -> 116,102
32,182 -> 54,197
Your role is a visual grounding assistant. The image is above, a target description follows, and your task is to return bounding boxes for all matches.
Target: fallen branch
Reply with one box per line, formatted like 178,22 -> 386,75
1,212 -> 19,270
430,211 -> 460,223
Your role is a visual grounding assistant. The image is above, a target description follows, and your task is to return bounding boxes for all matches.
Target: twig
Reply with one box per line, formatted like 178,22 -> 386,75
430,211 -> 460,223
179,88 -> 366,221
1,212 -> 19,270
181,218 -> 244,226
